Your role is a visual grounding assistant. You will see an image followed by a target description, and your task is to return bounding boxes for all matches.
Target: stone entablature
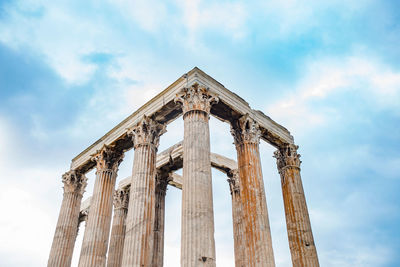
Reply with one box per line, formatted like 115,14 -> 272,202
70,67 -> 293,173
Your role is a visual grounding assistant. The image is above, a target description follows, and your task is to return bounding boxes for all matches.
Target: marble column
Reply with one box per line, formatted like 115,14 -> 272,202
48,170 -> 87,267
227,170 -> 245,267
78,145 -> 124,267
121,116 -> 166,266
175,83 -> 219,267
107,187 -> 130,267
152,171 -> 169,267
230,114 -> 275,267
274,144 -> 319,267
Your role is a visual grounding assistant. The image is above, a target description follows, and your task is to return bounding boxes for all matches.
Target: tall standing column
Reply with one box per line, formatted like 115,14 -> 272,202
79,145 -> 124,267
175,83 -> 219,267
107,188 -> 130,267
152,171 -> 169,267
230,114 -> 275,267
48,170 -> 87,267
227,170 -> 245,267
274,145 -> 319,267
121,116 -> 166,266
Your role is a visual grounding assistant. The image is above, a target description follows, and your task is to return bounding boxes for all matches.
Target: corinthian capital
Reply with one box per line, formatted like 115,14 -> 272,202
91,145 -> 124,171
62,170 -> 87,195
230,114 -> 261,146
128,116 -> 166,150
227,169 -> 240,195
155,170 -> 170,195
274,144 -> 301,172
174,83 -> 219,115
113,188 -> 130,210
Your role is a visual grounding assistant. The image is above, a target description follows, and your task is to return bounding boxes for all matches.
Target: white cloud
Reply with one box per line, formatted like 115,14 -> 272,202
267,56 -> 400,134
0,116 -> 63,266
0,185 -> 55,265
0,0 -> 248,85
176,0 -> 248,44
257,0 -> 374,37
311,205 -> 396,267
0,0 -> 151,85
112,0 -> 168,32
0,1 -> 101,84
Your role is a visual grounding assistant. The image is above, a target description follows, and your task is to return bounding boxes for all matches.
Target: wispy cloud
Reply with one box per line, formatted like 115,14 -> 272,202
267,55 -> 400,134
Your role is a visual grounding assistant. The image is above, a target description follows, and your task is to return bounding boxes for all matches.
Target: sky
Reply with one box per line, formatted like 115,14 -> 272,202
0,0 -> 399,266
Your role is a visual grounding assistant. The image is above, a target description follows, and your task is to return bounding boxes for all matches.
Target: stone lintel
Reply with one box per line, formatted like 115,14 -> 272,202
70,67 -> 293,173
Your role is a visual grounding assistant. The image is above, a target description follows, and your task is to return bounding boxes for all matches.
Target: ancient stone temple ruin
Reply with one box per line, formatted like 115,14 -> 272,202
48,67 -> 319,267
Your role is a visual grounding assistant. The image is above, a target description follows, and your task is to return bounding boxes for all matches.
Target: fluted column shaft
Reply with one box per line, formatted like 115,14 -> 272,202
107,188 -> 130,267
228,170 -> 245,267
48,171 -> 87,267
175,84 -> 219,267
79,146 -> 124,267
231,115 -> 275,267
152,173 -> 169,267
122,116 -> 165,267
274,145 -> 319,267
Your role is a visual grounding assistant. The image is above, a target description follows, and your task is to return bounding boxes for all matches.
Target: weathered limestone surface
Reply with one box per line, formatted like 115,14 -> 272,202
152,171 -> 169,267
227,170 -> 245,267
107,188 -> 130,267
274,145 -> 319,267
48,171 -> 87,267
49,69 -> 321,267
231,115 -> 275,267
175,84 -> 218,267
78,145 -> 124,267
121,116 -> 166,266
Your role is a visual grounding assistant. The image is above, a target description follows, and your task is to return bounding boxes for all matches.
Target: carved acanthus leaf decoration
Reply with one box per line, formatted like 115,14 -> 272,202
155,170 -> 170,195
174,83 -> 219,115
128,115 -> 166,150
91,144 -> 124,171
230,114 -> 261,146
62,170 -> 87,195
113,188 -> 130,209
79,208 -> 89,223
227,169 -> 240,194
274,144 -> 301,172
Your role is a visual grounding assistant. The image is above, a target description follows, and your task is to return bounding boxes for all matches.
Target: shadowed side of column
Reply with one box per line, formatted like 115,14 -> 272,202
227,170 -> 245,267
48,171 -> 87,267
175,83 -> 218,267
107,187 -> 129,267
274,145 -> 319,267
151,171 -> 169,267
78,145 -> 124,267
231,115 -> 275,267
121,116 -> 166,266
